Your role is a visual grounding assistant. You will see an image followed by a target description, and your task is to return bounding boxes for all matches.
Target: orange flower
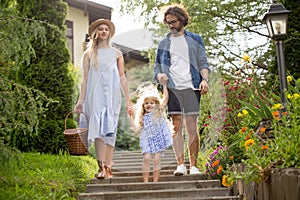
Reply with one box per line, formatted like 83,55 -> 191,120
217,165 -> 223,174
245,135 -> 250,140
272,110 -> 280,120
229,155 -> 234,159
260,127 -> 266,132
212,160 -> 220,167
244,139 -> 255,149
282,111 -> 288,116
261,145 -> 268,150
241,126 -> 247,133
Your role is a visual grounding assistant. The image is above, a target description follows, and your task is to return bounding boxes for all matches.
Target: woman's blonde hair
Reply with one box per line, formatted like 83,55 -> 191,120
86,24 -> 112,68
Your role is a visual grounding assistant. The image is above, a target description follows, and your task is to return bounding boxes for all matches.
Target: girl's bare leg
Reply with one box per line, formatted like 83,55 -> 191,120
143,153 -> 151,182
153,152 -> 162,182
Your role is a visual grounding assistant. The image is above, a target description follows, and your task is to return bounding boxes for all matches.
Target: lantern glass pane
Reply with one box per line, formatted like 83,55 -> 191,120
269,14 -> 288,35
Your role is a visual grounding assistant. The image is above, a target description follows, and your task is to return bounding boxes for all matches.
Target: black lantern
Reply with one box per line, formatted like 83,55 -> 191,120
262,1 -> 291,41
263,1 -> 291,112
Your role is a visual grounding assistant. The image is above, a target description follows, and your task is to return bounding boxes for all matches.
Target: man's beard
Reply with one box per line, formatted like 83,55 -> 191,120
170,25 -> 182,34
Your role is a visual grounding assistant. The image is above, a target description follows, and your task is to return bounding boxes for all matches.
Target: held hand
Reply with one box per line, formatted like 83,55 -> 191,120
157,73 -> 169,86
126,104 -> 134,116
199,80 -> 209,95
159,104 -> 167,110
74,103 -> 83,114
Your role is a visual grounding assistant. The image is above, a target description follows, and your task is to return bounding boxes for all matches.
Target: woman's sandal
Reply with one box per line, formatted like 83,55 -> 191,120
105,166 -> 113,178
95,160 -> 106,179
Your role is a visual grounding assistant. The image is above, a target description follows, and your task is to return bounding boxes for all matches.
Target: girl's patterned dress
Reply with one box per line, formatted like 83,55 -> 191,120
140,112 -> 173,155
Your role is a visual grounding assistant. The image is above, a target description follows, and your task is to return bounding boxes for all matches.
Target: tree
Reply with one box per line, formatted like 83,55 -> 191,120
119,0 -> 300,81
283,0 -> 300,79
0,0 -> 76,153
15,0 -> 76,153
0,1 -> 53,151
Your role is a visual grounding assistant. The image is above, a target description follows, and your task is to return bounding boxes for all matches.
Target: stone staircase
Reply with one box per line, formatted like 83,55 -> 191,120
78,149 -> 240,200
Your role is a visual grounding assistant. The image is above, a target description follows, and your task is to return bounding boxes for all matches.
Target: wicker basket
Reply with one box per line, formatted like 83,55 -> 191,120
64,111 -> 89,155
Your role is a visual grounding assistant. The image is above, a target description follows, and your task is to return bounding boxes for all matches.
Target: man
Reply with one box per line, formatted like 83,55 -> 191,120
154,4 -> 210,175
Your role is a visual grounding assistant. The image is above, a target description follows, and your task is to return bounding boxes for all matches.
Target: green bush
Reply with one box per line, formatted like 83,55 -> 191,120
14,0 -> 77,153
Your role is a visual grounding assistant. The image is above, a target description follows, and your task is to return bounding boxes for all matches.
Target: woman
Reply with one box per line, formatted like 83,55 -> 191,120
74,19 -> 133,179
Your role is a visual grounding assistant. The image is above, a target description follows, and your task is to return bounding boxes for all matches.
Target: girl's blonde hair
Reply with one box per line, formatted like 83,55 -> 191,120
138,96 -> 161,128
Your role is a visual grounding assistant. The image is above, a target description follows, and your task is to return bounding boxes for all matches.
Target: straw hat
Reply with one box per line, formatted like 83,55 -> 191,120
88,19 -> 115,37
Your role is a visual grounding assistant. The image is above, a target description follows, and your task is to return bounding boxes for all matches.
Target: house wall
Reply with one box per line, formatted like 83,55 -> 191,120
66,6 -> 89,68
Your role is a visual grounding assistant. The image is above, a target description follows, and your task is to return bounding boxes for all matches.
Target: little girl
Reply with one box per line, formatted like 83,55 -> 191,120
132,83 -> 173,182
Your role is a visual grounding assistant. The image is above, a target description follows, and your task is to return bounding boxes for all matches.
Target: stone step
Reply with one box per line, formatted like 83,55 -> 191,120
85,180 -> 221,193
147,197 -> 240,200
113,149 -> 175,157
113,154 -> 176,161
104,169 -> 176,177
112,159 -> 177,166
78,188 -> 232,200
90,174 -> 208,184
112,165 -> 177,172
113,157 -> 177,163
78,149 -> 240,200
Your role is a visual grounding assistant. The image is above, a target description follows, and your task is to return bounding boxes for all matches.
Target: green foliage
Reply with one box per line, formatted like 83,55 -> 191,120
220,76 -> 300,184
271,77 -> 300,168
0,142 -> 97,200
205,145 -> 234,180
119,0 -> 274,78
282,0 -> 300,80
13,0 -> 76,153
116,128 -> 140,151
0,77 -> 53,151
0,8 -> 46,69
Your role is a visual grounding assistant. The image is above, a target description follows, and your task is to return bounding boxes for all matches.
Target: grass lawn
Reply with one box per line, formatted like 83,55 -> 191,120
0,147 -> 97,200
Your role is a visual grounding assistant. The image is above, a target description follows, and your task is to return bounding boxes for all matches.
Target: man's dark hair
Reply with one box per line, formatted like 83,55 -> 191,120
163,4 -> 190,27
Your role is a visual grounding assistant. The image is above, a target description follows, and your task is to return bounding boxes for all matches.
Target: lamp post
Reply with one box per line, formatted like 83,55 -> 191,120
262,1 -> 291,111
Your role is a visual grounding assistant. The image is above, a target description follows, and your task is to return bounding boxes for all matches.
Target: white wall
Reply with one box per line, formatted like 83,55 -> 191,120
66,6 -> 89,68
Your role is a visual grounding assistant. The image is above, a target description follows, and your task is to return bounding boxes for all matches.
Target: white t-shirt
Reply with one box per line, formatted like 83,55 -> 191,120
169,35 -> 193,90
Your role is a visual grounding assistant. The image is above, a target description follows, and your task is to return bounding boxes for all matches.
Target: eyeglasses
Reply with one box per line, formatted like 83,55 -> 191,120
165,20 -> 179,25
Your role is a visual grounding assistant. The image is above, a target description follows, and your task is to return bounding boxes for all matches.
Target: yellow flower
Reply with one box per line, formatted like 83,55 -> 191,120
293,93 -> 299,99
242,54 -> 251,62
287,94 -> 293,99
222,175 -> 233,187
244,139 -> 255,149
238,112 -> 243,117
242,109 -> 248,115
272,103 -> 282,109
287,75 -> 293,83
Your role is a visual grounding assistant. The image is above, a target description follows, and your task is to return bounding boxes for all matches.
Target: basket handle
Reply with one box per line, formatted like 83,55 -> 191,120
64,111 -> 89,131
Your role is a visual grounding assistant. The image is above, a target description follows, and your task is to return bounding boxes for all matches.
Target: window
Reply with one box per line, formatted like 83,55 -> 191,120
65,20 -> 74,63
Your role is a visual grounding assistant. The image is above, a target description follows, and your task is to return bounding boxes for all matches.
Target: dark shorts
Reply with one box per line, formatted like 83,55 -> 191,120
167,88 -> 201,116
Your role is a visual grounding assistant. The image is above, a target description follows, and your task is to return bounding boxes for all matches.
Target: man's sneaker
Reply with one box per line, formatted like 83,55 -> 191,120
173,164 -> 187,176
190,166 -> 202,175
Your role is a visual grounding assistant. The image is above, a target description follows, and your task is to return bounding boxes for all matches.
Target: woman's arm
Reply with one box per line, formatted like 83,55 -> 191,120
74,50 -> 90,113
116,49 -> 133,116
